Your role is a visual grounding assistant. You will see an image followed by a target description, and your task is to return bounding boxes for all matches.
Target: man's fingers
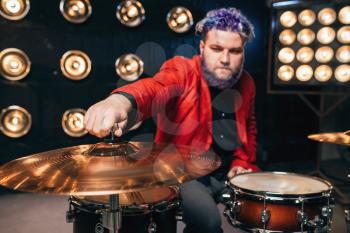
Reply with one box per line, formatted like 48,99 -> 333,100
113,119 -> 128,137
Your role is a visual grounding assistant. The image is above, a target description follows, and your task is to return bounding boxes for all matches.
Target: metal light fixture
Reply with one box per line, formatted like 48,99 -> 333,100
277,65 -> 294,81
0,0 -> 30,20
296,65 -> 313,82
314,65 -> 332,82
0,48 -> 31,81
298,9 -> 316,26
318,8 -> 336,25
166,6 -> 193,33
335,65 -> 350,83
59,0 -> 92,24
278,47 -> 295,64
297,29 -> 315,45
116,0 -> 145,27
337,26 -> 350,44
115,53 -> 143,82
296,47 -> 314,63
60,50 -> 91,81
279,29 -> 296,45
336,45 -> 350,63
280,11 -> 297,27
315,46 -> 334,63
0,105 -> 31,138
339,6 -> 350,24
62,108 -> 87,137
317,27 -> 336,44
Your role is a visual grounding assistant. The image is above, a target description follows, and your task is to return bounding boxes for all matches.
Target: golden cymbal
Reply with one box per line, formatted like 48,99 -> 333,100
0,142 -> 220,195
308,131 -> 350,146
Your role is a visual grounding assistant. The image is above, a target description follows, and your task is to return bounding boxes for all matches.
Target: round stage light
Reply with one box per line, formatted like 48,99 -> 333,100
277,65 -> 294,81
296,65 -> 313,82
314,65 -> 332,82
335,65 -> 350,82
296,47 -> 314,63
280,11 -> 297,27
62,108 -> 87,137
166,6 -> 193,33
0,0 -> 30,20
315,46 -> 334,63
60,50 -> 91,81
59,0 -> 92,23
318,8 -> 336,25
278,47 -> 295,64
337,26 -> 350,44
0,48 -> 31,81
317,27 -> 336,44
339,6 -> 350,24
116,0 -> 145,27
279,29 -> 296,45
115,53 -> 143,82
336,46 -> 350,63
0,105 -> 31,138
297,29 -> 315,45
298,9 -> 316,26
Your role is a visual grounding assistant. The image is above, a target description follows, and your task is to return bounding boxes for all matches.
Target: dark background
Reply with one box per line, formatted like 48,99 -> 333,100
0,0 -> 348,174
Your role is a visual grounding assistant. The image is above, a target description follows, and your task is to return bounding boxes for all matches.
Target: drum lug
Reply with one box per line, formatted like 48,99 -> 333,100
297,210 -> 308,225
260,209 -> 270,224
307,216 -> 325,230
66,208 -> 78,223
148,221 -> 157,233
322,206 -> 333,218
101,210 -> 122,231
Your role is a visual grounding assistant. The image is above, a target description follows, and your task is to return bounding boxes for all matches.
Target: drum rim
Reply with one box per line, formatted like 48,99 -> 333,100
229,171 -> 333,199
70,186 -> 179,212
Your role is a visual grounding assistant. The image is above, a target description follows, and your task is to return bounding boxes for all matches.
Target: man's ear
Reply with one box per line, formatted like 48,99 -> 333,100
199,40 -> 205,56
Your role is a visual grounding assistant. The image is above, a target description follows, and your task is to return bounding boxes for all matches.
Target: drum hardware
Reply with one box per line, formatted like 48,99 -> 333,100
345,209 -> 350,233
260,198 -> 270,231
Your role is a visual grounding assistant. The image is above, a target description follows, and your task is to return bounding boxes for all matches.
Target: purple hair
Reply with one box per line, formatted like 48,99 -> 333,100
195,8 -> 255,42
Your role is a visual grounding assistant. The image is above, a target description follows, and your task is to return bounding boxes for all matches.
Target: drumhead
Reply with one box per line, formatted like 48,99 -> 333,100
75,186 -> 178,207
230,172 -> 331,195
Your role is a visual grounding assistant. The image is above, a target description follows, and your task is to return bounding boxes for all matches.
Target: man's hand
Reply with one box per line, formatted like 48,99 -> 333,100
227,166 -> 252,178
84,94 -> 132,138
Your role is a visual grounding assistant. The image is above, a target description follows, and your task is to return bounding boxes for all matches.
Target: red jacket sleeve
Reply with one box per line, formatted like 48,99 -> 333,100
230,75 -> 259,171
111,57 -> 188,122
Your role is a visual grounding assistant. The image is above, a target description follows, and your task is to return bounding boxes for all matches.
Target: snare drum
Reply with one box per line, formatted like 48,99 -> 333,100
224,172 -> 332,232
67,187 -> 179,233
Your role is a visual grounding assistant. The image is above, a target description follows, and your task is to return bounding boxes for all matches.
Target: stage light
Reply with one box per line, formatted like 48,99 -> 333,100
336,46 -> 350,63
296,47 -> 314,63
280,10 -> 297,27
279,29 -> 296,45
339,6 -> 350,24
318,8 -> 336,25
298,9 -> 316,26
0,0 -> 29,20
335,65 -> 350,82
317,27 -> 336,44
296,65 -> 313,82
61,108 -> 87,137
59,0 -> 92,24
337,26 -> 350,44
314,65 -> 332,82
60,50 -> 91,81
315,46 -> 334,63
115,54 -> 143,81
0,48 -> 31,81
278,47 -> 295,64
116,0 -> 145,27
0,105 -> 31,138
297,28 -> 315,45
277,65 -> 294,81
166,6 -> 193,33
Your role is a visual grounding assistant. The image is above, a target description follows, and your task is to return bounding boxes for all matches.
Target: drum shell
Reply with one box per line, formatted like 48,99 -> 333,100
233,193 -> 328,232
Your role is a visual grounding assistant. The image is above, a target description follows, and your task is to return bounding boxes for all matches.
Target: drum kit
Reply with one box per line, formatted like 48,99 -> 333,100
0,131 -> 349,233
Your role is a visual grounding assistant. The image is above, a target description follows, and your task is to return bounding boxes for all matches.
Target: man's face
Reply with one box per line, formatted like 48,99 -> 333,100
200,29 -> 245,81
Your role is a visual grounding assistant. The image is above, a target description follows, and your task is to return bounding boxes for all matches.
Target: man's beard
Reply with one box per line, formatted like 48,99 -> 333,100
201,58 -> 244,89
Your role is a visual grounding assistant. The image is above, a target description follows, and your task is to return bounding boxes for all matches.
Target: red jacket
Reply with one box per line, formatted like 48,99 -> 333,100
113,55 -> 259,171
